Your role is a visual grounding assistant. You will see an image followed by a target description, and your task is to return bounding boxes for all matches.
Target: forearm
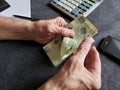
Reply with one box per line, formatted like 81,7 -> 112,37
0,16 -> 33,40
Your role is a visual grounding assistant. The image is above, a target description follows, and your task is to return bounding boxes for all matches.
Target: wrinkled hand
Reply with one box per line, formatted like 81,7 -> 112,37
54,37 -> 101,90
31,17 -> 74,44
38,37 -> 101,90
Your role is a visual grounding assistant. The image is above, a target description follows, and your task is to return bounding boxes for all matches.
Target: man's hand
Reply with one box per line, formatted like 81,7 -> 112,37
31,17 -> 74,44
38,37 -> 101,90
0,17 -> 74,42
0,16 -> 101,90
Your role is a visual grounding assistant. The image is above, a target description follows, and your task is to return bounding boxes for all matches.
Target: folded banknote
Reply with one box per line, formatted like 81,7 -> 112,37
43,14 -> 98,67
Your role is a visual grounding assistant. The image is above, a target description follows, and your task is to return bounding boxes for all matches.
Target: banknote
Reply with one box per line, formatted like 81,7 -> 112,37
43,14 -> 98,67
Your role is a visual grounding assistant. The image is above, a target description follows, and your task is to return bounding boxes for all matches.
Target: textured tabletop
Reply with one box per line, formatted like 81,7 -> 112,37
0,0 -> 120,90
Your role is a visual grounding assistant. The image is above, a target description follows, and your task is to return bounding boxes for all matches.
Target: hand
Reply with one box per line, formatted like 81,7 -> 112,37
31,17 -> 74,44
54,37 -> 101,90
38,37 -> 101,90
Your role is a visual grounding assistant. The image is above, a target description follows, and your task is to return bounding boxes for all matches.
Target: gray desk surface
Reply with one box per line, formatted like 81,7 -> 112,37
0,0 -> 120,90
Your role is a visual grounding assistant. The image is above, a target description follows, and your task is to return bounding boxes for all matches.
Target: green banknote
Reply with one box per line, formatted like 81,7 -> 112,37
43,14 -> 98,67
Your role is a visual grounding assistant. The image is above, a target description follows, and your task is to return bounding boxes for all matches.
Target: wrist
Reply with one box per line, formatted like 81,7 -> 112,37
37,78 -> 61,90
28,20 -> 47,43
37,72 -> 89,90
14,19 -> 34,41
52,72 -> 89,90
51,71 -> 89,90
26,20 -> 35,40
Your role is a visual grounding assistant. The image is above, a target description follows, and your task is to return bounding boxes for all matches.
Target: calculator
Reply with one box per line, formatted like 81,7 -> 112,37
50,0 -> 103,19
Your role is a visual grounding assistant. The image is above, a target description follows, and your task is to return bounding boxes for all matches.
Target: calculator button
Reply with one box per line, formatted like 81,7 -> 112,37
76,0 -> 82,3
89,0 -> 96,3
70,4 -> 76,9
68,8 -> 73,12
65,6 -> 72,12
58,2 -> 64,7
73,1 -> 79,6
53,0 -> 60,4
71,7 -> 80,15
84,0 -> 94,5
82,1 -> 91,8
82,6 -> 88,11
67,3 -> 73,8
72,7 -> 84,15
78,4 -> 88,11
79,9 -> 84,14
70,1 -> 77,6
79,4 -> 85,9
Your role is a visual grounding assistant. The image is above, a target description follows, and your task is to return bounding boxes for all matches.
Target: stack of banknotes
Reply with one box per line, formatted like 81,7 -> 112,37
43,14 -> 98,67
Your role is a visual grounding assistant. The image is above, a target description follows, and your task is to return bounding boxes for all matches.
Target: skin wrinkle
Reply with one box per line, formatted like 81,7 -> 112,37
0,16 -> 101,90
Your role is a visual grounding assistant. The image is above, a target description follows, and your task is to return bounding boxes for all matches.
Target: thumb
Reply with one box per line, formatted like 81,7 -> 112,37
85,46 -> 101,75
55,26 -> 75,37
74,37 -> 94,65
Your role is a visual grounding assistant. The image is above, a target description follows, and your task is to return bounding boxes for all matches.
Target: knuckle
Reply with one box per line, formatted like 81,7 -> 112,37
60,28 -> 64,32
81,41 -> 90,48
62,29 -> 67,34
59,28 -> 66,35
56,17 -> 63,20
80,45 -> 89,54
79,41 -> 91,52
63,29 -> 71,35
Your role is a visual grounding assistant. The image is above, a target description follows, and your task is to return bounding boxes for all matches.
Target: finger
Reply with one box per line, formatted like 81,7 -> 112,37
85,46 -> 101,88
85,46 -> 101,75
55,17 -> 68,27
74,37 -> 94,65
55,26 -> 75,37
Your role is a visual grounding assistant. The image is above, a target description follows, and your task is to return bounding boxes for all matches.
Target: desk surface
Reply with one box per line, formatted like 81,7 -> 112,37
0,0 -> 120,90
